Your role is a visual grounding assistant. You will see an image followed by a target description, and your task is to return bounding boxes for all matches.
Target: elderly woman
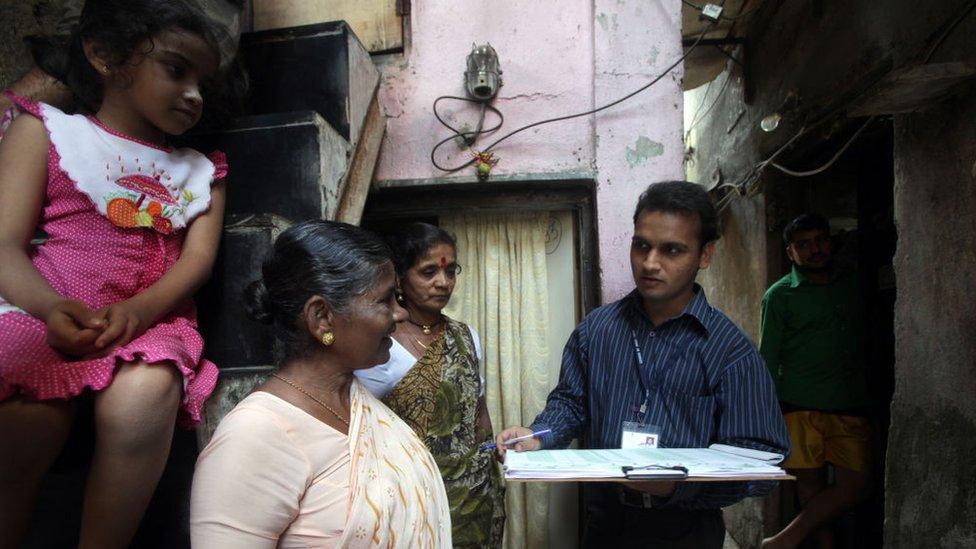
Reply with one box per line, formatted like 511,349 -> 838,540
356,222 -> 505,548
190,220 -> 451,547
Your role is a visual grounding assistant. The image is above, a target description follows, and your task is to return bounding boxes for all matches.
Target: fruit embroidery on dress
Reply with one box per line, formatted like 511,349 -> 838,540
103,157 -> 187,234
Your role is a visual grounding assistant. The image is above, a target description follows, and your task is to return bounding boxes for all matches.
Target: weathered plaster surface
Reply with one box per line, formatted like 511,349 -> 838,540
375,1 -> 596,181
0,0 -> 55,88
885,95 -> 976,548
684,1 -> 976,545
695,194 -> 767,341
593,0 -> 684,302
375,0 -> 683,301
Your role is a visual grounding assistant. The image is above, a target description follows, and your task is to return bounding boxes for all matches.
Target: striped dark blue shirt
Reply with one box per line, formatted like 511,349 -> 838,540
531,285 -> 790,509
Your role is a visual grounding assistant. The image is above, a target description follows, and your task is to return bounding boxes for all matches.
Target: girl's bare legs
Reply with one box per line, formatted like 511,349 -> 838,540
0,397 -> 76,549
79,361 -> 181,549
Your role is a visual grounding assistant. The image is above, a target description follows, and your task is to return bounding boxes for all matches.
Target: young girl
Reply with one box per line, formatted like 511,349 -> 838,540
0,1 -> 230,546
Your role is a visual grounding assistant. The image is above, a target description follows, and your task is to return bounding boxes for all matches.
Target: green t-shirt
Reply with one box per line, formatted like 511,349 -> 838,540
759,264 -> 869,411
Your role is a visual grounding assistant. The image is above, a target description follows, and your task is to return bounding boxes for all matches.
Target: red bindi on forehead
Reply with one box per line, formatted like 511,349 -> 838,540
440,256 -> 447,268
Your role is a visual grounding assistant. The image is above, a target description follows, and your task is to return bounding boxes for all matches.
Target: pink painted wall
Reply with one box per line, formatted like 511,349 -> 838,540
592,0 -> 685,302
375,0 -> 683,302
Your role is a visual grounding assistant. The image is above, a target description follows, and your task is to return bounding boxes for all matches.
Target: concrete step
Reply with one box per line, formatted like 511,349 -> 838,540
241,20 -> 380,150
183,111 -> 350,221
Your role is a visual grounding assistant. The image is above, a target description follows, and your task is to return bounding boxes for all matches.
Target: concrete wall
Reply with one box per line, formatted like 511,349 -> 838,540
885,93 -> 976,548
374,0 -> 684,301
696,193 -> 767,341
0,0 -> 55,87
684,0 -> 976,546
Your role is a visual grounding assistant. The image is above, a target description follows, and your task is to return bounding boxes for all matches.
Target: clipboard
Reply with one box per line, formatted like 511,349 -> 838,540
503,447 -> 792,482
621,464 -> 689,480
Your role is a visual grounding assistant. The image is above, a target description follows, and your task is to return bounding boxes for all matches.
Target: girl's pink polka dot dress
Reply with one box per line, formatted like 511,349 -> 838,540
0,92 -> 223,427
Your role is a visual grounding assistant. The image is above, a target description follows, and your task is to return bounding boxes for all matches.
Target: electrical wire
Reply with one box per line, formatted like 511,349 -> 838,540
714,1 -> 964,207
683,0 -> 738,141
715,122 -> 809,197
681,0 -> 760,21
684,79 -> 715,138
716,113 -> 872,208
431,23 -> 715,173
922,0 -> 976,63
432,95 -> 504,146
684,68 -> 733,140
718,3 -> 970,193
768,116 -> 875,177
712,44 -> 742,66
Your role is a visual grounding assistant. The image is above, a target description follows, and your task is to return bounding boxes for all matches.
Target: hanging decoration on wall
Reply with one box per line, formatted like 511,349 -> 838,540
473,150 -> 499,180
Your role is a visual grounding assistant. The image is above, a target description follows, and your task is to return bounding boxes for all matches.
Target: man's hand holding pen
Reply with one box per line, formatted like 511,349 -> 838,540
493,426 -> 543,460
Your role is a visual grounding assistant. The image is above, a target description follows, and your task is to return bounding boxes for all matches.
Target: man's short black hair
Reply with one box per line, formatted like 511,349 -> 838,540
632,181 -> 719,247
783,213 -> 830,244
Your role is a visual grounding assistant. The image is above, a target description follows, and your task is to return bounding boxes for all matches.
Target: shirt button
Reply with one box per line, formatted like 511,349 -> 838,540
649,331 -> 657,337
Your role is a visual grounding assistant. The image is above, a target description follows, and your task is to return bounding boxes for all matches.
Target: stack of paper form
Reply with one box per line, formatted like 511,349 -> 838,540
503,445 -> 787,481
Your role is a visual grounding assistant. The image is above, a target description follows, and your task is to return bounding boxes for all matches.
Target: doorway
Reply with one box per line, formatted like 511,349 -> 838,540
362,180 -> 597,548
765,117 -> 896,548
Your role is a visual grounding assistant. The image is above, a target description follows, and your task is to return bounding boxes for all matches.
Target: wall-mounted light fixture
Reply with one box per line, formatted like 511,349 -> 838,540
760,112 -> 782,132
759,91 -> 799,132
465,43 -> 502,101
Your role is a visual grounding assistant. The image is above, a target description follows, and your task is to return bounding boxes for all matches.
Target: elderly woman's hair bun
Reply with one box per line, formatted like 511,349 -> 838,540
243,279 -> 274,324
245,220 -> 393,362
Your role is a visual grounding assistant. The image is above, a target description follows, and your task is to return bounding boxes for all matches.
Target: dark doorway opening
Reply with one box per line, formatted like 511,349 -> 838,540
765,117 -> 896,549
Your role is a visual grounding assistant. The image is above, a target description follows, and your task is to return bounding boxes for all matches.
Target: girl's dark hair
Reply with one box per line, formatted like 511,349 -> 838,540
633,180 -> 719,248
385,222 -> 457,277
244,220 -> 393,363
63,0 -> 220,113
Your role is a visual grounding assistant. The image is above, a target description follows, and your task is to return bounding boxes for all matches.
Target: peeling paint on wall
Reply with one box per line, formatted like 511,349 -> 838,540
596,12 -> 620,33
596,12 -> 609,33
625,136 -> 664,167
647,46 -> 660,67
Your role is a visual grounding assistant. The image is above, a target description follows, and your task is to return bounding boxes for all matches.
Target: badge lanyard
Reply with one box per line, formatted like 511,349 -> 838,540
630,328 -> 660,423
629,328 -> 682,445
624,328 -> 663,448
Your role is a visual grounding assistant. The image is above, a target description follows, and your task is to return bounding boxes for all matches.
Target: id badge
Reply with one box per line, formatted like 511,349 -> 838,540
621,421 -> 661,449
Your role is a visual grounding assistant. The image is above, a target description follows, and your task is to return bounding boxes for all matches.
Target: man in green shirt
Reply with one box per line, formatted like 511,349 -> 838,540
760,214 -> 871,549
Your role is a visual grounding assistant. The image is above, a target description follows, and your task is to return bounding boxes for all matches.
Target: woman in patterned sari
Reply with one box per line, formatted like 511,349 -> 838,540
190,220 -> 451,548
357,222 -> 505,548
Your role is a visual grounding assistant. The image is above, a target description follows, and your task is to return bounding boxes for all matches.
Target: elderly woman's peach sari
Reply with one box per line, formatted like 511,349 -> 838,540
340,380 -> 452,547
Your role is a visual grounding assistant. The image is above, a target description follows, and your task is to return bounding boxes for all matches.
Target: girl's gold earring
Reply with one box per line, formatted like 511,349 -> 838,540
322,331 -> 335,346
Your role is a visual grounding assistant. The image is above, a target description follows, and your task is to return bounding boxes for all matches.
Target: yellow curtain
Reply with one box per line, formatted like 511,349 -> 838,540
442,211 -> 551,549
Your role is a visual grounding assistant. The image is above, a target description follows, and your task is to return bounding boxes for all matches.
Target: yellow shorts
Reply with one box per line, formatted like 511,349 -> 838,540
782,410 -> 872,472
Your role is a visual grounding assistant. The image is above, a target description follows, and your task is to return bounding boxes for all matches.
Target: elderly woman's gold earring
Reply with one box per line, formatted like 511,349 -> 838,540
322,331 -> 335,346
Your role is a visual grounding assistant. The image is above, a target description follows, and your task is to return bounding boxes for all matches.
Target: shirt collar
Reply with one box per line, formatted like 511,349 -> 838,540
788,266 -> 805,287
627,284 -> 713,335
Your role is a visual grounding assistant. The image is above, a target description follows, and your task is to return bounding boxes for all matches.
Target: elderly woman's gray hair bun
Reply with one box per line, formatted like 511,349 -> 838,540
243,279 -> 274,325
244,220 -> 393,362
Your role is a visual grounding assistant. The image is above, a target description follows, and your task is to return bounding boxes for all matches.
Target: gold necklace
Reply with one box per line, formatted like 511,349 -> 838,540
272,373 -> 350,427
406,314 -> 444,335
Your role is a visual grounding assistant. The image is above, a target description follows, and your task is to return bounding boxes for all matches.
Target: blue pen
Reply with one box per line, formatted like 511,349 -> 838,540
479,429 -> 552,452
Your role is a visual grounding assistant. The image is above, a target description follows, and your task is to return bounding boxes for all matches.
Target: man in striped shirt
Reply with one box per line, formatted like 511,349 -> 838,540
497,181 -> 790,548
